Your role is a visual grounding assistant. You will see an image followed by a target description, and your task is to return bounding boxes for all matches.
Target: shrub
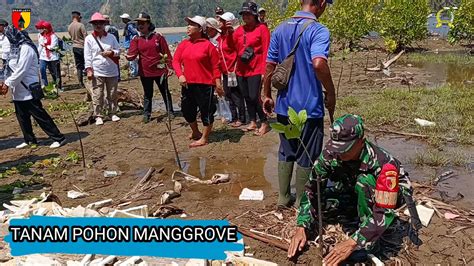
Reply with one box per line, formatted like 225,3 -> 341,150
448,0 -> 474,45
377,0 -> 430,52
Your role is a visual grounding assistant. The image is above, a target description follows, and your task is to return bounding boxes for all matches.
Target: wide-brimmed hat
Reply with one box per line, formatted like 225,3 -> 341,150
206,18 -> 221,33
119,13 -> 131,20
326,114 -> 365,155
258,7 -> 266,13
89,12 -> 107,23
185,16 -> 206,30
134,12 -> 151,22
239,1 -> 258,16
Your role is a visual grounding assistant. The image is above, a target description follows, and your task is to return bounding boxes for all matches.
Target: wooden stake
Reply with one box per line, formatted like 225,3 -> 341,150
238,228 -> 289,251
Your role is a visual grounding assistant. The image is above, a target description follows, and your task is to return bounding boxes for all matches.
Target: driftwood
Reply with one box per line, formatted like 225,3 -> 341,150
238,227 -> 289,251
76,88 -> 143,126
367,50 -> 405,71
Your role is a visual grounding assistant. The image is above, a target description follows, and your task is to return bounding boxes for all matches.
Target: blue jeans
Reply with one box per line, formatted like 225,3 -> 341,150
40,60 -> 61,87
125,49 -> 138,77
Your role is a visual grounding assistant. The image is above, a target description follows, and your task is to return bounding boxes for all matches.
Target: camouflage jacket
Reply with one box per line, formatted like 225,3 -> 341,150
297,139 -> 412,248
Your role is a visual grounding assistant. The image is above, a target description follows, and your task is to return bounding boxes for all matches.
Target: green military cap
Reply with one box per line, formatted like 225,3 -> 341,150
326,114 -> 365,154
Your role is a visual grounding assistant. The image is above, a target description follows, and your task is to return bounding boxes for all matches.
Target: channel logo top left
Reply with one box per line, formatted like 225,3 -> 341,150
11,8 -> 31,30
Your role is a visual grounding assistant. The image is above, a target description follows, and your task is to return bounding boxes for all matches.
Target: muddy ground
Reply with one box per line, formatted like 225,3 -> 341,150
0,38 -> 473,264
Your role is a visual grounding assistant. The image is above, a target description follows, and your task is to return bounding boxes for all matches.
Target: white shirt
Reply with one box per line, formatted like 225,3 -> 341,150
0,33 -> 10,60
210,34 -> 220,47
84,33 -> 120,77
37,33 -> 60,61
5,45 -> 39,101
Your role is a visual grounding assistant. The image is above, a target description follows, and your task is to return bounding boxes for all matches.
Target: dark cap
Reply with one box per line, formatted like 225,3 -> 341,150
326,114 -> 365,154
239,1 -> 258,16
72,11 -> 81,16
215,6 -> 224,15
0,19 -> 8,26
134,12 -> 151,22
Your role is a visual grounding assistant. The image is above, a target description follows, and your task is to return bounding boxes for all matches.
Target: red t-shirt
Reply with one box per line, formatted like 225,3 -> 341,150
217,34 -> 237,75
172,38 -> 221,86
229,23 -> 270,77
127,33 -> 173,77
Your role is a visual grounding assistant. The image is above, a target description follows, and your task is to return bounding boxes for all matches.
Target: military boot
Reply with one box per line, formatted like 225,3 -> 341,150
278,161 -> 294,207
295,165 -> 312,208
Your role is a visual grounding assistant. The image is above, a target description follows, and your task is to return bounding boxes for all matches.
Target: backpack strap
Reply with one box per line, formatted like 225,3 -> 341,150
287,19 -> 315,57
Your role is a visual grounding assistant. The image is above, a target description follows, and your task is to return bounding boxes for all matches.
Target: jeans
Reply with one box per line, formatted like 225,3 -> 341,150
126,49 -> 138,77
40,60 -> 61,88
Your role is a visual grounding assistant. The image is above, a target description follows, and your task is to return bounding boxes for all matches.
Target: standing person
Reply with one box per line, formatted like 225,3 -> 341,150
258,8 -> 268,27
206,18 -> 221,47
36,20 -> 62,92
104,15 -> 120,42
215,6 -> 225,19
0,26 -> 65,149
84,12 -> 121,126
0,19 -> 10,69
120,13 -> 139,77
126,12 -> 174,123
172,16 -> 224,148
68,11 -> 87,89
230,1 -> 270,135
217,12 -> 245,127
263,0 -> 335,208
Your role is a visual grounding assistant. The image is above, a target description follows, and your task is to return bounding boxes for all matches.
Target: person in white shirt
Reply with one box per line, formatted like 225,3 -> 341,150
0,26 -> 65,149
206,17 -> 221,47
0,19 -> 10,70
84,12 -> 121,126
36,20 -> 62,91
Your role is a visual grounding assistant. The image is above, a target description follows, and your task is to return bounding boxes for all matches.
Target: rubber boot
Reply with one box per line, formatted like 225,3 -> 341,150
77,70 -> 85,88
295,165 -> 312,208
278,161 -> 294,207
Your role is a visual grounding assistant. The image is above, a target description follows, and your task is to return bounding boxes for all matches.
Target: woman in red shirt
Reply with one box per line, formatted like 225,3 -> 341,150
172,16 -> 224,148
229,1 -> 271,135
126,12 -> 174,123
217,12 -> 246,127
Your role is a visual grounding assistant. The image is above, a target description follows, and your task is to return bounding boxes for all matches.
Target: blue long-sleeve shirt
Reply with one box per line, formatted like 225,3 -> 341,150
123,22 -> 138,49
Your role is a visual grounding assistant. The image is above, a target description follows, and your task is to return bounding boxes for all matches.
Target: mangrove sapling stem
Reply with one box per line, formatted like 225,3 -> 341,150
58,96 -> 86,169
349,53 -> 354,82
336,61 -> 344,98
165,115 -> 182,170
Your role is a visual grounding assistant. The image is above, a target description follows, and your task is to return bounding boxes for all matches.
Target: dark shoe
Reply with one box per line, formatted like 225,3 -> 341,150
143,116 -> 150,124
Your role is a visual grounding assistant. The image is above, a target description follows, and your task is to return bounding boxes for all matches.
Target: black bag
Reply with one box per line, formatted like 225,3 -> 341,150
271,20 -> 315,91
22,81 -> 44,100
240,31 -> 255,64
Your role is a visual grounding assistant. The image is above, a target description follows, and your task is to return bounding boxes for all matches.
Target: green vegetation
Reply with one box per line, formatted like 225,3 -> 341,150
0,108 -> 14,117
336,85 -> 474,145
376,0 -> 430,52
410,149 -> 469,167
448,0 -> 474,45
0,179 -> 44,193
47,102 -> 89,113
65,151 -> 81,164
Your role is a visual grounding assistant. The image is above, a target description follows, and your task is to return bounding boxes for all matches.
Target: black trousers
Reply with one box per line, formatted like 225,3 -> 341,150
181,84 -> 216,126
223,74 -> 246,123
14,99 -> 65,144
72,47 -> 85,71
139,76 -> 174,118
238,75 -> 266,123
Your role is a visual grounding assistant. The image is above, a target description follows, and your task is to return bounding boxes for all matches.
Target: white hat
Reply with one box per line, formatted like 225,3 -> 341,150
218,12 -> 236,22
119,13 -> 131,19
206,18 -> 221,33
185,16 -> 207,31
258,8 -> 266,13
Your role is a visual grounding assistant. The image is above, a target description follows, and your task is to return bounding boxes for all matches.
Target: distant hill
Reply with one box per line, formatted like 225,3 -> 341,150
0,0 -> 261,32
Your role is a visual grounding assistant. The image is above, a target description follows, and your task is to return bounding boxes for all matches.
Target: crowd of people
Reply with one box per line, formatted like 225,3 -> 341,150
0,0 -> 422,264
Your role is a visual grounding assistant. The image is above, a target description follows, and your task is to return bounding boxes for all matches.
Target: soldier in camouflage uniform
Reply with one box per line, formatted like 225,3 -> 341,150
288,114 -> 419,265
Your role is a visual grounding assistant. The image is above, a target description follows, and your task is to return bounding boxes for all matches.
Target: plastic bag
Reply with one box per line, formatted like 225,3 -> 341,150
217,97 -> 232,122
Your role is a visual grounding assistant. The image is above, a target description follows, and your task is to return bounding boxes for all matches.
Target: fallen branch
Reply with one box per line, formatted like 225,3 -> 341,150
250,229 -> 285,241
238,227 -> 289,251
367,50 -> 405,71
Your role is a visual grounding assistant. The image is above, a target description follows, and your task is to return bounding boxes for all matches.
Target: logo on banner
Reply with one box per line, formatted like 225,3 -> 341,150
12,9 -> 31,30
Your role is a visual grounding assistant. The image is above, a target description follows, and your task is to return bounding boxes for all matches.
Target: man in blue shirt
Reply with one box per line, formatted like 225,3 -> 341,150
120,13 -> 139,77
263,0 -> 335,209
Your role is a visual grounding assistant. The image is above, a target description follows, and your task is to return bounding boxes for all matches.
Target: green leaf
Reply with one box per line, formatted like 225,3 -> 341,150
298,110 -> 308,125
270,122 -> 287,134
288,107 -> 299,126
284,125 -> 302,140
